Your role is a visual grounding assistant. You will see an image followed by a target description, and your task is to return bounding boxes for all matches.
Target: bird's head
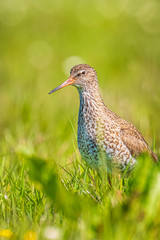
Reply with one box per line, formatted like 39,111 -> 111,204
49,64 -> 98,94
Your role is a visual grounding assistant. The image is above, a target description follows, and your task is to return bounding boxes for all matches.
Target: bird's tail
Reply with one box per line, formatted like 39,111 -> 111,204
151,151 -> 159,162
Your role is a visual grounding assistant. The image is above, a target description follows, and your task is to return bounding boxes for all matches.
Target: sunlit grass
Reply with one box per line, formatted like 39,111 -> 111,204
0,145 -> 160,239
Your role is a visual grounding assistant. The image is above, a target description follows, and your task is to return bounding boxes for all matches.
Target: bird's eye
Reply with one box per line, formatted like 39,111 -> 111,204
76,70 -> 86,77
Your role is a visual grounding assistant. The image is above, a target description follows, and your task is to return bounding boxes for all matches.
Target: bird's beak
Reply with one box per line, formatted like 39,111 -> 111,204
48,78 -> 74,94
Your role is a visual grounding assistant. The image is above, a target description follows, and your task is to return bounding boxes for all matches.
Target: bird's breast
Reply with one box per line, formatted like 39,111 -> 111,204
77,107 -> 106,168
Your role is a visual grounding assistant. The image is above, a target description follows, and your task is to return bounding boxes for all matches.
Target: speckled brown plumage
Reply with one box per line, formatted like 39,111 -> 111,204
49,64 -> 158,173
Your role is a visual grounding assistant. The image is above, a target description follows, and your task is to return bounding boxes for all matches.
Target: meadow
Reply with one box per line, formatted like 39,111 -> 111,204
0,0 -> 160,239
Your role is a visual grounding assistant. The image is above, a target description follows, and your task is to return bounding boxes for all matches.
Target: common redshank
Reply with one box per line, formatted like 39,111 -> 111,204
49,64 -> 158,173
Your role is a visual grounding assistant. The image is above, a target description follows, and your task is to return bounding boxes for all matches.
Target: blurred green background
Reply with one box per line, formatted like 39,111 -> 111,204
0,0 -> 160,156
0,0 -> 160,238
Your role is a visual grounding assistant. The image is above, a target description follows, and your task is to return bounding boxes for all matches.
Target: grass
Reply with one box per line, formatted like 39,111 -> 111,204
0,0 -> 160,239
0,141 -> 160,239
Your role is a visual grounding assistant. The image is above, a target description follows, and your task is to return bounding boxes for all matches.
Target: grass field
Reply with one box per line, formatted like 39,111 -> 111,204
0,0 -> 160,239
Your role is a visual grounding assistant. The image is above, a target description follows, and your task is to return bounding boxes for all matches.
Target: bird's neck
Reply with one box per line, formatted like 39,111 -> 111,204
78,88 -> 105,118
77,87 -> 119,122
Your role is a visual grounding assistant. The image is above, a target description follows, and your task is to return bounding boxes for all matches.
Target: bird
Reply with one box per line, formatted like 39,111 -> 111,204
49,64 -> 158,173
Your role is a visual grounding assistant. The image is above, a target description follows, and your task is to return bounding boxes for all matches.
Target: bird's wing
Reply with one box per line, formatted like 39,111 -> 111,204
120,126 -> 149,157
119,120 -> 158,162
105,107 -> 159,162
